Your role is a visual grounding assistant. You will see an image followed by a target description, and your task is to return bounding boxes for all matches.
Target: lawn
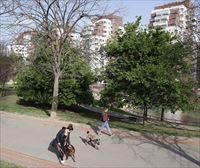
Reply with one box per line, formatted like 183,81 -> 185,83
0,95 -> 49,118
0,160 -> 26,168
0,94 -> 199,138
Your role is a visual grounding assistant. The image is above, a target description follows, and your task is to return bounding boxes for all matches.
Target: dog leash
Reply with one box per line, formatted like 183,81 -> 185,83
56,143 -> 65,157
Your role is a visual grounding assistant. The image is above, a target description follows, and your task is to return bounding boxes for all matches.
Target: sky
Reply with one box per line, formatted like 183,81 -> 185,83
106,0 -> 180,27
0,0 -> 184,43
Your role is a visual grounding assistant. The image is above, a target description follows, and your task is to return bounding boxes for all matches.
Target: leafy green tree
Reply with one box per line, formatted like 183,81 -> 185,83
101,17 -> 195,122
15,41 -> 94,107
5,0 -> 114,116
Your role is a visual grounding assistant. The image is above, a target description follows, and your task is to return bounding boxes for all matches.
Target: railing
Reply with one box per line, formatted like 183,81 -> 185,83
81,105 -> 200,128
128,110 -> 200,127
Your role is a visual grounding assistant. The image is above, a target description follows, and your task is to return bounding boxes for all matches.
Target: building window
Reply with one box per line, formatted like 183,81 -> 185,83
161,18 -> 167,22
155,19 -> 160,22
162,13 -> 168,16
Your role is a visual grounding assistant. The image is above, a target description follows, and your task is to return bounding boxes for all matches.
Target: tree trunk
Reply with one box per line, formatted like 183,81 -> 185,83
1,80 -> 6,96
160,107 -> 164,122
197,46 -> 200,88
143,104 -> 148,124
50,72 -> 60,117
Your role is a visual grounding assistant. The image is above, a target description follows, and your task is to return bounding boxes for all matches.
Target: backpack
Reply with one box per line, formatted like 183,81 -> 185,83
101,112 -> 108,122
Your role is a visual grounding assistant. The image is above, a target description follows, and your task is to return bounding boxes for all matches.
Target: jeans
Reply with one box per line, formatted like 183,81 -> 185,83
100,121 -> 112,135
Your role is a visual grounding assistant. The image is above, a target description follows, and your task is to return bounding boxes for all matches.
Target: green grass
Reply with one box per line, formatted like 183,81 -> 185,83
0,95 -> 49,118
0,160 -> 26,168
0,94 -> 199,138
58,111 -> 200,137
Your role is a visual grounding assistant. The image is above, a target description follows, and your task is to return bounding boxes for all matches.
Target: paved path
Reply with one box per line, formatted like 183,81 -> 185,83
0,148 -> 69,168
0,111 -> 200,168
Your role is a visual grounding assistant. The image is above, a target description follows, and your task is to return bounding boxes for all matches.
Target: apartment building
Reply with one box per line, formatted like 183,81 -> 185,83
9,31 -> 37,58
149,0 -> 195,38
81,15 -> 124,70
9,26 -> 81,59
93,15 -> 123,39
149,0 -> 199,86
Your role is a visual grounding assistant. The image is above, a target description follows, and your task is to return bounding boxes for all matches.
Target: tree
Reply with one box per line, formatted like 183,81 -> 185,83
101,17 -> 195,123
0,0 -> 26,96
194,0 -> 200,88
5,0 -> 114,116
0,43 -> 12,96
0,0 -> 18,16
0,43 -> 23,96
15,41 -> 94,107
185,0 -> 200,89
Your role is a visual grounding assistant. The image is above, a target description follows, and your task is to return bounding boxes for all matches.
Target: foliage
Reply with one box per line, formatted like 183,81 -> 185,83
59,56 -> 94,106
15,67 -> 53,104
5,0 -> 111,112
15,41 -> 94,107
100,17 -> 195,117
0,43 -> 24,96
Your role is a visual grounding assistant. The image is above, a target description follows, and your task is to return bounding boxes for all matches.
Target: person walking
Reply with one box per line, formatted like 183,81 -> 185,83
54,124 -> 73,164
98,108 -> 112,136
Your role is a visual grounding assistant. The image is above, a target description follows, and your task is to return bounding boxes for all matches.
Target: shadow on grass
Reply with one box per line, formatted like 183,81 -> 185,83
64,105 -> 103,121
16,99 -> 102,121
17,99 -> 50,116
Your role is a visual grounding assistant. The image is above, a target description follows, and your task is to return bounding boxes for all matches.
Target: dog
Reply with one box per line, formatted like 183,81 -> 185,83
66,145 -> 75,162
86,131 -> 100,150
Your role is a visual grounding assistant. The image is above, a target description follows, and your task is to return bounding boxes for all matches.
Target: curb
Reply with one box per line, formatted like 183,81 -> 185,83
0,148 -> 70,168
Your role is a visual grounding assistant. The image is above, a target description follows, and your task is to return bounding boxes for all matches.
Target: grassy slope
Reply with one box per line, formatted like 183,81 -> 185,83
0,94 -> 199,138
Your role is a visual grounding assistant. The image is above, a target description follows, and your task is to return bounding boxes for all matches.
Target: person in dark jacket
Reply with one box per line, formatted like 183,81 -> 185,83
55,124 -> 73,164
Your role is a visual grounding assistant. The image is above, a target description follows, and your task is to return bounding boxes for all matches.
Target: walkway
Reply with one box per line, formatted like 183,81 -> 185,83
0,111 -> 200,168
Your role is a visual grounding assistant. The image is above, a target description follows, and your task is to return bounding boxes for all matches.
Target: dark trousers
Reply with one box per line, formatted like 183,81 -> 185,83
56,143 -> 68,160
52,139 -> 67,161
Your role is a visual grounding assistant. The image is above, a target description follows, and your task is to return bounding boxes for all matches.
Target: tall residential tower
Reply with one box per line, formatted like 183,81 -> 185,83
149,0 -> 198,87
81,15 -> 124,70
149,0 -> 195,38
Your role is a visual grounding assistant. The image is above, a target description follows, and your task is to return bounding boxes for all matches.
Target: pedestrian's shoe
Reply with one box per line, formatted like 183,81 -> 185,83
97,131 -> 101,136
60,159 -> 65,164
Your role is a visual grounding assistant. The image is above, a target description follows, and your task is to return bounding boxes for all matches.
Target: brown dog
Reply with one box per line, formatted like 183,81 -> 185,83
66,145 -> 75,162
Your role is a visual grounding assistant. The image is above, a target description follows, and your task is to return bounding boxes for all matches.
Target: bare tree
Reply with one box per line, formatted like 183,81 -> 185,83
0,0 -> 19,16
5,0 -> 116,116
194,0 -> 200,88
0,43 -> 23,96
0,43 -> 10,96
185,0 -> 200,89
